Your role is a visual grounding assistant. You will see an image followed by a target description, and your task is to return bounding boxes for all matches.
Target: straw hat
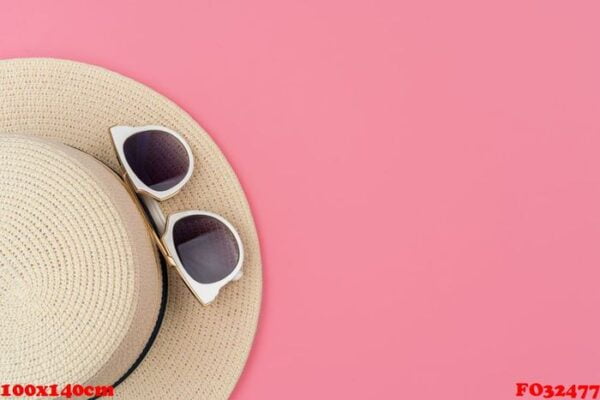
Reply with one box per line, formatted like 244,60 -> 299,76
0,58 -> 262,399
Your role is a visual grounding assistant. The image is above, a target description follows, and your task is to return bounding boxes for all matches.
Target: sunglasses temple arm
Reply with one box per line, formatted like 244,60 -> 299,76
140,195 -> 167,236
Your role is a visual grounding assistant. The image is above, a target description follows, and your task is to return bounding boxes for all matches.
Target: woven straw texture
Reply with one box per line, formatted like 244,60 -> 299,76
0,135 -> 163,392
0,58 -> 262,399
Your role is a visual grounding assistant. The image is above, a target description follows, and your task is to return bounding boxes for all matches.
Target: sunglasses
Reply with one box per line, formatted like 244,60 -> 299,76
110,125 -> 244,305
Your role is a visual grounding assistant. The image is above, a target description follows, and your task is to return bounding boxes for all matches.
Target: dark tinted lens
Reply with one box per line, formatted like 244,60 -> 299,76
123,130 -> 190,192
173,215 -> 240,284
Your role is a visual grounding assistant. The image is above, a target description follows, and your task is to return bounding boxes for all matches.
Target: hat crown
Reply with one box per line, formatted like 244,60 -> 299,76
0,135 -> 162,389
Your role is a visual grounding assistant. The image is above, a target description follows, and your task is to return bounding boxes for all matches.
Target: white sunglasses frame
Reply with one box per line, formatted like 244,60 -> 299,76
110,125 -> 244,305
110,125 -> 195,201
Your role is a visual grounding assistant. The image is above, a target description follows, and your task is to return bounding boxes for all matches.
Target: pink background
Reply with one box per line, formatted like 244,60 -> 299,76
2,1 -> 600,398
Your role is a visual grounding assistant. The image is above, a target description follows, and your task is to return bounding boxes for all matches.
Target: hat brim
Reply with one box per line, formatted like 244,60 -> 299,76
0,58 -> 262,399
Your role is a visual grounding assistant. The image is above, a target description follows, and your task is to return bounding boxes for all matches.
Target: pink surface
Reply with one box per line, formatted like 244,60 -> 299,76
2,1 -> 600,398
